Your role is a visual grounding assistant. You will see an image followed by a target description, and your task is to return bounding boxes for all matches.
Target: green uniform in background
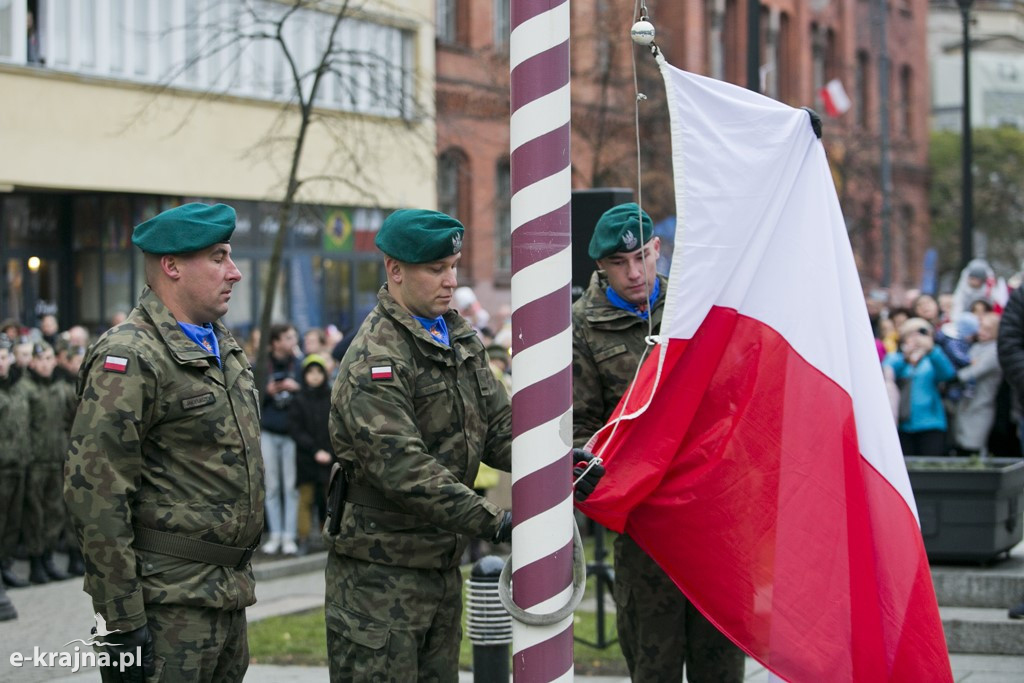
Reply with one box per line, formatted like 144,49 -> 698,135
22,367 -> 76,557
0,373 -> 31,561
327,285 -> 511,681
572,270 -> 744,682
65,286 -> 264,681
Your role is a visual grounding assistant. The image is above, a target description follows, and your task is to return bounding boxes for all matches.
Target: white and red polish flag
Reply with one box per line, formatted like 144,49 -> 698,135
820,78 -> 852,117
576,60 -> 952,682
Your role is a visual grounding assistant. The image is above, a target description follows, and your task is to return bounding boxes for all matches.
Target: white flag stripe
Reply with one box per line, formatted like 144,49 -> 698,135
660,63 -> 915,515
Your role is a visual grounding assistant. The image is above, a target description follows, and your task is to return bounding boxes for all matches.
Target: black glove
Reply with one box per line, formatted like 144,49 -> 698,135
492,511 -> 512,544
96,623 -> 156,683
572,448 -> 605,502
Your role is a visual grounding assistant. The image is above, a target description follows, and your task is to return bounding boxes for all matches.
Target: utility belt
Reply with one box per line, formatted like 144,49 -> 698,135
132,526 -> 262,570
324,465 -> 406,536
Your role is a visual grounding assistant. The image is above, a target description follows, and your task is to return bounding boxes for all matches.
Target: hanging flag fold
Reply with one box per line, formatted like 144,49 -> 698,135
577,58 -> 952,683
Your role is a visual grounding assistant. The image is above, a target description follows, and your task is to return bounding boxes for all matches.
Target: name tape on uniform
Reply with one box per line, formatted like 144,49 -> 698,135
103,356 -> 129,373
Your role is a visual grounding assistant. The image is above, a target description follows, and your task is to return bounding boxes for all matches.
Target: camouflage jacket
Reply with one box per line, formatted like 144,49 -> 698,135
328,285 -> 511,570
572,272 -> 668,446
0,375 -> 31,468
23,369 -> 76,466
64,287 -> 264,632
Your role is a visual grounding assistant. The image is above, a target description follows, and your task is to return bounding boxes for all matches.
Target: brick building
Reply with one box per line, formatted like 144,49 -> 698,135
436,0 -> 932,311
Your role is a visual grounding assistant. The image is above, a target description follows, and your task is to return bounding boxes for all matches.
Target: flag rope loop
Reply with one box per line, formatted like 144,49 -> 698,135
497,518 -> 586,626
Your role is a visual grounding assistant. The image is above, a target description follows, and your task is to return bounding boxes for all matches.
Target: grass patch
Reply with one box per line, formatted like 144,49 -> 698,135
249,607 -> 329,667
250,566 -> 627,674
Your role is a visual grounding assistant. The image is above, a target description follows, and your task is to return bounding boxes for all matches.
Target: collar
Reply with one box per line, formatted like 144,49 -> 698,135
412,315 -> 450,346
136,287 -> 238,367
377,285 -> 476,352
605,277 -> 660,319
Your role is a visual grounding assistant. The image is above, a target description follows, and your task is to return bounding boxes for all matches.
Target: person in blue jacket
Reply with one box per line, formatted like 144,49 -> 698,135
884,317 -> 956,456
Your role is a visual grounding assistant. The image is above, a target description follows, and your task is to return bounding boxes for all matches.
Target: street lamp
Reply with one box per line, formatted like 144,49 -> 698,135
958,0 -> 974,269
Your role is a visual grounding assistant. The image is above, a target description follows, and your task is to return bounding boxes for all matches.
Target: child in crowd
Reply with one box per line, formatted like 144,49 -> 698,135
288,354 -> 336,553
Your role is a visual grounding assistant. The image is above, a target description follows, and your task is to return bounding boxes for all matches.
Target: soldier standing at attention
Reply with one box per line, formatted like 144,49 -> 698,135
0,335 -> 31,605
64,203 -> 264,682
571,203 -> 744,682
325,209 -> 603,681
22,341 -> 76,584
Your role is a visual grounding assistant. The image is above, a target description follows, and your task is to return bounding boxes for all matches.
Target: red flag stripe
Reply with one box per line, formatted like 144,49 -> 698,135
580,309 -> 951,682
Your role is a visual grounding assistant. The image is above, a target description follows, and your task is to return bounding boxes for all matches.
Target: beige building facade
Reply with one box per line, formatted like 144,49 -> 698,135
0,0 -> 436,336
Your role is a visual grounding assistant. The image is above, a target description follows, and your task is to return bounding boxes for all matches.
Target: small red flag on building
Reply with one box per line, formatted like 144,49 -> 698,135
820,78 -> 851,117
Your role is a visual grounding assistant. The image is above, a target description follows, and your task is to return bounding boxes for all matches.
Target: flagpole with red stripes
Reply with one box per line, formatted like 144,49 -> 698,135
508,0 -> 575,680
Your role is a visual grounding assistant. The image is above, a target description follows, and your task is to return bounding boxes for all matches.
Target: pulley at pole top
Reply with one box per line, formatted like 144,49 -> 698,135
630,20 -> 655,46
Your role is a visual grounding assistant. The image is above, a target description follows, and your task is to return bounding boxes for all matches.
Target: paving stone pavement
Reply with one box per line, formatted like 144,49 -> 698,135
1,550 -> 1022,681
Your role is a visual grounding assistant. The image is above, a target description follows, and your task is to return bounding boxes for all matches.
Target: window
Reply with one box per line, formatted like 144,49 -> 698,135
7,0 -> 415,120
494,0 -> 509,50
899,64 -> 913,137
437,0 -> 457,44
438,149 -> 467,222
855,50 -> 870,130
495,159 -> 511,274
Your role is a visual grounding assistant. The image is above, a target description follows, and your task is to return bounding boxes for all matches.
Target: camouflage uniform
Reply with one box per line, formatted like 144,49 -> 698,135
572,271 -> 744,682
0,374 -> 30,558
65,287 -> 264,682
22,368 -> 76,556
327,285 -> 511,681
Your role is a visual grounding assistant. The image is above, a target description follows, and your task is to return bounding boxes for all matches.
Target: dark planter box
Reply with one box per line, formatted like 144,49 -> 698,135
905,456 -> 1024,564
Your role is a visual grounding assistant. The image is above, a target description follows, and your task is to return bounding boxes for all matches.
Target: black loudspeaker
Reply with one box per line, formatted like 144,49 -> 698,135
571,188 -> 635,300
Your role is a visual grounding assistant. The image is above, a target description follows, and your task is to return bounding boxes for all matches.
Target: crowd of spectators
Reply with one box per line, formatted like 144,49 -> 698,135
871,258 -> 1017,458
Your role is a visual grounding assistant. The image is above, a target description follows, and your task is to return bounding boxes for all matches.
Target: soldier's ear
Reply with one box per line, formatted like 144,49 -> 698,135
160,255 -> 182,280
385,258 -> 403,285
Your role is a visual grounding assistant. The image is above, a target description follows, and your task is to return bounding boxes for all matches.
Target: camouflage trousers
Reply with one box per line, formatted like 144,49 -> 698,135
23,463 -> 64,556
614,533 -> 745,683
326,552 -> 462,682
99,604 -> 248,683
0,465 -> 24,556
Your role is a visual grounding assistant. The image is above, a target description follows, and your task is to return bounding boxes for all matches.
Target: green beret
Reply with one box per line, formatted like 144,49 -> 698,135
375,209 -> 464,263
132,203 -> 236,255
588,202 -> 654,260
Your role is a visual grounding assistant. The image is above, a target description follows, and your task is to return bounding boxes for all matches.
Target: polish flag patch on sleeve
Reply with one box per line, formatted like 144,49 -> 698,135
370,365 -> 393,381
103,355 -> 129,373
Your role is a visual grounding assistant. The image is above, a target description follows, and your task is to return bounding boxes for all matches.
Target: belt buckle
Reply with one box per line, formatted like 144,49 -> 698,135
236,536 -> 261,569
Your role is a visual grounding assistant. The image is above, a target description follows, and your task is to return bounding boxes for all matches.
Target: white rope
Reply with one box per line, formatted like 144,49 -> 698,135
586,3 -> 661,465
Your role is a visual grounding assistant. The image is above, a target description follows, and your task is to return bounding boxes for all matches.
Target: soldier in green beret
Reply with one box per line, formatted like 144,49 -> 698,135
572,202 -> 744,683
64,203 -> 264,682
325,208 -> 603,680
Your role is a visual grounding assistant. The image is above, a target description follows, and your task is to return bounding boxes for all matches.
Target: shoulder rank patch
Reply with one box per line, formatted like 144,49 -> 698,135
103,356 -> 129,373
181,393 -> 216,410
370,365 -> 393,381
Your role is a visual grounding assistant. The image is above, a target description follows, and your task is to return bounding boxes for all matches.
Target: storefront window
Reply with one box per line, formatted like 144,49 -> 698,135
6,196 -> 59,248
321,258 -> 352,331
74,252 -> 102,326
355,261 -> 383,327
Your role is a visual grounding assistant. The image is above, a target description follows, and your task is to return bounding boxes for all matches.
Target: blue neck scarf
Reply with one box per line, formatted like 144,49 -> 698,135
178,322 -> 221,367
413,315 -> 450,346
606,277 -> 660,320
